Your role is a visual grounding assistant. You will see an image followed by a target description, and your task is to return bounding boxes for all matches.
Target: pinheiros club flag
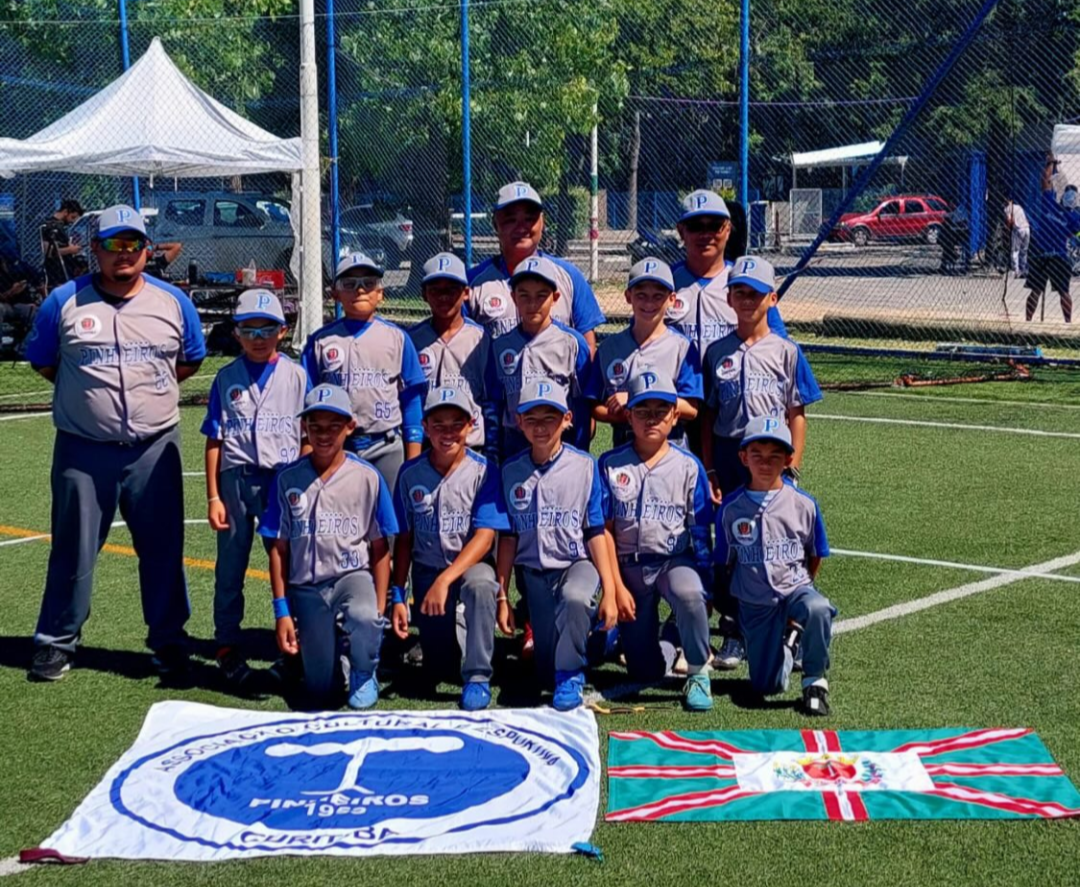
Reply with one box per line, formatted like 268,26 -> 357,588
40,701 -> 600,860
607,728 -> 1080,822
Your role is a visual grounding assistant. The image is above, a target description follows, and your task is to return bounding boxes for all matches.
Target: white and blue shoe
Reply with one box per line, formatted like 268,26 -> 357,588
347,671 -> 379,710
552,671 -> 585,711
461,681 -> 492,711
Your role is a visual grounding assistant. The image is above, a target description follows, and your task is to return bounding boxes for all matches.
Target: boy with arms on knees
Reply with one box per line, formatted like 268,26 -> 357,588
301,253 -> 427,491
592,258 -> 702,450
714,416 -> 833,716
261,384 -> 398,709
497,379 -> 618,710
202,289 -> 309,687
601,369 -> 714,711
389,386 -> 508,711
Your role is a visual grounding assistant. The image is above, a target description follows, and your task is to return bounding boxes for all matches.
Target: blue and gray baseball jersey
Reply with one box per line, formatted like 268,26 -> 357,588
408,317 -> 493,450
501,445 -> 607,570
301,317 -> 426,444
714,480 -> 829,606
25,273 -> 206,442
467,252 -> 606,339
592,326 -> 702,446
394,449 -> 509,570
703,331 -> 822,439
259,453 -> 399,587
599,443 -> 712,566
201,355 -> 310,470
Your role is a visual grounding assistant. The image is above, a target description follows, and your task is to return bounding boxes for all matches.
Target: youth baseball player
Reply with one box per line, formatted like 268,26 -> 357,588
390,386 -> 508,711
261,384 -> 399,709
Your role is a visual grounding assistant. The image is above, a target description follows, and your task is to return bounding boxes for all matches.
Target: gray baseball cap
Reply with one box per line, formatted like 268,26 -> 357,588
628,257 -> 675,290
679,189 -> 731,222
423,385 -> 477,418
299,384 -> 354,420
728,256 -> 775,295
422,252 -> 468,286
94,204 -> 146,239
517,378 -> 569,414
626,368 -> 678,409
741,415 -> 794,453
494,181 -> 543,212
509,255 -> 560,290
335,252 -> 384,279
234,288 -> 286,324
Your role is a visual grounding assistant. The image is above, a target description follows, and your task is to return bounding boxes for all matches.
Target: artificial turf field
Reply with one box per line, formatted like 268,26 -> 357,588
0,364 -> 1079,885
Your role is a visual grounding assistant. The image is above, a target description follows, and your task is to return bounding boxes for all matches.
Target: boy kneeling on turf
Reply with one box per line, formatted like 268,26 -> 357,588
261,384 -> 399,709
390,386 -> 508,711
600,369 -> 714,711
714,416 -> 833,716
497,379 -> 619,710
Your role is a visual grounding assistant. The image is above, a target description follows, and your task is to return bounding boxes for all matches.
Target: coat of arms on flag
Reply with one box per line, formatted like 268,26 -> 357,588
606,728 -> 1080,822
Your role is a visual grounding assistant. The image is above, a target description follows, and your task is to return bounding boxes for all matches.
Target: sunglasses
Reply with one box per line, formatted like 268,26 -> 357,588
683,218 -> 726,233
97,237 -> 149,253
336,276 -> 381,292
235,325 -> 282,340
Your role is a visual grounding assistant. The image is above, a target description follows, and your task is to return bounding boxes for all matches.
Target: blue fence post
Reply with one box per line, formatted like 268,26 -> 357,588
739,0 -> 750,209
968,150 -> 987,258
327,0 -> 341,317
461,0 -> 473,267
118,0 -> 140,210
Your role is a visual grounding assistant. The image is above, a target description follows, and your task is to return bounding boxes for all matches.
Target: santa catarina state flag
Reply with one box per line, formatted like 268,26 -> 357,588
606,728 -> 1080,822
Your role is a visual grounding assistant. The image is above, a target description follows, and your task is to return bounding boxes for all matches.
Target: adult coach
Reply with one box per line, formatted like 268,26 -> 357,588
25,205 -> 206,682
466,181 -> 606,351
1026,157 -> 1080,323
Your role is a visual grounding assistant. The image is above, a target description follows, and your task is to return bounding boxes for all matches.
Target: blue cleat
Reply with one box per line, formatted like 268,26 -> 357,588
460,681 -> 492,711
347,671 -> 379,710
683,673 -> 713,711
552,670 -> 585,711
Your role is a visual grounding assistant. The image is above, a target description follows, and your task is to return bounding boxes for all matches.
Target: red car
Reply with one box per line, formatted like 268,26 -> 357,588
832,195 -> 951,247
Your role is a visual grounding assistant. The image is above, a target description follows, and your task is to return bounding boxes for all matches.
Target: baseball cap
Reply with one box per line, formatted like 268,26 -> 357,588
728,256 -> 775,295
626,368 -> 678,409
740,415 -> 794,453
423,385 -> 476,418
299,384 -> 353,420
422,252 -> 468,286
335,252 -> 384,280
517,378 -> 569,414
509,255 -> 559,290
628,257 -> 675,290
94,204 -> 146,239
679,189 -> 731,223
494,181 -> 543,212
234,288 -> 286,324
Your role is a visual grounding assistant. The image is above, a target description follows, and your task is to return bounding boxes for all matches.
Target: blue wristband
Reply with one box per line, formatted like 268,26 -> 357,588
272,597 -> 291,620
390,585 -> 407,606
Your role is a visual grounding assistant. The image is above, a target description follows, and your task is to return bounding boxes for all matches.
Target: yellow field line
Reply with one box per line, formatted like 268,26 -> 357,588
0,523 -> 271,581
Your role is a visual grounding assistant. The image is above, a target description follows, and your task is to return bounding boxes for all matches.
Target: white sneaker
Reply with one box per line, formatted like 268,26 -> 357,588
713,636 -> 745,670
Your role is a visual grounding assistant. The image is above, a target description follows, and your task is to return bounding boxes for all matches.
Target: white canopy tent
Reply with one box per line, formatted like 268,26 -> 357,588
791,140 -> 908,190
1051,124 -> 1080,196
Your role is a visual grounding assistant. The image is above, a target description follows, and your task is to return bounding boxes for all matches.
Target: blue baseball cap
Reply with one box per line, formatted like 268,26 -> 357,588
94,204 -> 146,239
628,257 -> 675,290
509,255 -> 560,290
494,181 -> 543,212
679,189 -> 730,223
728,256 -> 776,295
422,252 -> 468,286
299,384 -> 353,420
234,288 -> 285,324
626,368 -> 678,408
517,378 -> 569,414
741,415 -> 794,453
335,252 -> 384,280
423,385 -> 477,418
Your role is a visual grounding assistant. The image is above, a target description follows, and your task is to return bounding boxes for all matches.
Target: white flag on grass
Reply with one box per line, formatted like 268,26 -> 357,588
41,701 -> 600,861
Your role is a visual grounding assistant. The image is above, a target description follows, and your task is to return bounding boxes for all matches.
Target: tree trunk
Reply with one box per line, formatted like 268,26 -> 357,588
627,109 -> 641,232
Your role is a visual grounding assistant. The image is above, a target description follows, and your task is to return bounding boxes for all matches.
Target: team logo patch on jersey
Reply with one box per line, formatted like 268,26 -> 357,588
408,485 -> 433,514
323,346 -> 343,369
666,297 -> 690,323
509,482 -> 531,511
717,356 -> 738,379
732,517 -> 758,545
74,314 -> 101,339
285,487 -> 308,515
606,359 -> 628,387
418,351 -> 434,377
226,384 -> 247,408
499,349 -> 521,374
608,466 -> 639,501
483,293 -> 507,319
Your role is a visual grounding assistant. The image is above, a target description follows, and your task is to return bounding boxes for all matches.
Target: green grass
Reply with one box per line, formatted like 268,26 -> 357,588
1,381 -> 1079,885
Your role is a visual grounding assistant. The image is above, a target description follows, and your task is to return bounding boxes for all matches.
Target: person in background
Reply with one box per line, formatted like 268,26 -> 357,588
1026,157 -> 1080,323
1004,196 -> 1030,278
39,199 -> 84,288
0,252 -> 45,340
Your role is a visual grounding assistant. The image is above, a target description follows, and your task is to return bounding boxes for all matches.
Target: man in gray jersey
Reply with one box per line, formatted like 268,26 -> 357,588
25,205 -> 206,683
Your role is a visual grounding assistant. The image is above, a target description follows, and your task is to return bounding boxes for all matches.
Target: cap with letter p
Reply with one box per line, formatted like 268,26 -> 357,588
517,377 -> 569,414
679,189 -> 730,223
740,415 -> 794,453
421,252 -> 468,286
94,204 -> 147,239
728,256 -> 776,295
299,384 -> 354,420
509,255 -> 559,290
335,251 -> 384,280
234,288 -> 286,324
494,180 -> 543,212
628,256 -> 675,290
423,385 -> 476,419
626,368 -> 678,409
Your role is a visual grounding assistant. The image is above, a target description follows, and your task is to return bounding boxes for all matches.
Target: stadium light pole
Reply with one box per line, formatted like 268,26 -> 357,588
461,0 -> 473,267
326,0 -> 342,318
299,0 -> 324,342
117,0 -> 141,210
738,0 -> 749,209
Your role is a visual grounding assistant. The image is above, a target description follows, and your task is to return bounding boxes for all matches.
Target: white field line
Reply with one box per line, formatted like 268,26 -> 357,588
813,413 -> 1080,440
182,471 -> 205,477
841,390 -> 1080,411
0,857 -> 30,878
0,412 -> 49,422
831,547 -> 1080,584
0,390 -> 51,401
0,534 -> 49,548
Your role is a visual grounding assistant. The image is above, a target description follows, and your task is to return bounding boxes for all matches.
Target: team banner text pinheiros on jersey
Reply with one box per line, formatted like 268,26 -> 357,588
606,728 -> 1080,822
41,701 -> 599,860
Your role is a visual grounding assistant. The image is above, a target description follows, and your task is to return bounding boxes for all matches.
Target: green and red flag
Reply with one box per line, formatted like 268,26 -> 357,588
606,728 -> 1080,822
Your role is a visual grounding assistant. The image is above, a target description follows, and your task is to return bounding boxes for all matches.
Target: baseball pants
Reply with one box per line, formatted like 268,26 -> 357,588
411,562 -> 497,683
35,427 -> 190,654
350,430 -> 404,494
712,434 -> 750,635
518,560 -> 599,684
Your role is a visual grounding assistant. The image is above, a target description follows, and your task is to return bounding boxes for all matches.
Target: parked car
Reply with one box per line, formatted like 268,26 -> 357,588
832,195 -> 950,247
339,203 -> 413,267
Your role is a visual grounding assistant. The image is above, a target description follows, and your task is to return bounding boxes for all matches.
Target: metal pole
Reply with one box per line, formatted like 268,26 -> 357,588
461,0 -> 473,267
738,0 -> 749,208
327,0 -> 342,318
118,0 -> 140,210
590,102 -> 599,282
299,0 -> 324,341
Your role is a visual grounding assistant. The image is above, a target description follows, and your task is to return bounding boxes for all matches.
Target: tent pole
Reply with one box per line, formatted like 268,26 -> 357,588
118,0 -> 140,210
299,0 -> 324,341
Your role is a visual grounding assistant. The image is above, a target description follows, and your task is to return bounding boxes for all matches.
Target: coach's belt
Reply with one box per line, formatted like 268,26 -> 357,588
350,427 -> 400,447
617,552 -> 673,567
